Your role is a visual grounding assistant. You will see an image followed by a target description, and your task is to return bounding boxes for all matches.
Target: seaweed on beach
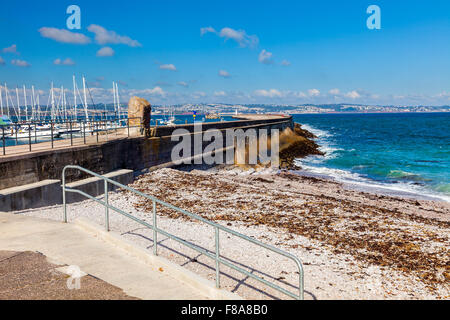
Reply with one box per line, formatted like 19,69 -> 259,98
131,168 -> 450,292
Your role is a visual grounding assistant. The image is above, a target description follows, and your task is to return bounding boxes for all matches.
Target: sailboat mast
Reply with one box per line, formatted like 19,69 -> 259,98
5,84 -> 10,118
23,85 -> 28,122
31,85 -> 36,121
0,85 -> 3,116
50,82 -> 55,121
62,86 -> 67,121
82,76 -> 89,121
113,81 -> 117,119
15,87 -> 21,122
36,95 -> 40,121
73,75 -> 77,120
115,82 -> 120,121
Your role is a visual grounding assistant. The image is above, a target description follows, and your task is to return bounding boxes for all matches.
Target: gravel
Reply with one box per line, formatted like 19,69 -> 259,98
16,167 -> 450,300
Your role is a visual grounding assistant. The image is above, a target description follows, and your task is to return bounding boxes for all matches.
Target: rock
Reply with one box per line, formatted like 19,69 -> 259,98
278,124 -> 324,170
294,123 -> 316,139
128,96 -> 151,135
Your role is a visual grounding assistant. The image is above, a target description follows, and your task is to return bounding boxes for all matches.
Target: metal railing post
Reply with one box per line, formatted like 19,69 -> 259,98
61,165 -> 305,300
153,201 -> 157,255
83,122 -> 86,144
96,122 -> 99,143
28,123 -> 31,152
127,119 -> 130,137
105,180 -> 109,232
62,171 -> 67,223
50,121 -> 54,149
299,271 -> 304,300
215,227 -> 220,288
70,121 -> 73,146
34,123 -> 37,143
2,127 -> 5,155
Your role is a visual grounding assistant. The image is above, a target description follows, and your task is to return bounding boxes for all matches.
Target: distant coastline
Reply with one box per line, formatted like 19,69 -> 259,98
287,111 -> 450,115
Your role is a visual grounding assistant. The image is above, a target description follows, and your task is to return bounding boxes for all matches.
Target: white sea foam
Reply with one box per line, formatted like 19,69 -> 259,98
295,162 -> 450,202
296,122 -> 450,202
301,124 -> 332,138
301,123 -> 341,160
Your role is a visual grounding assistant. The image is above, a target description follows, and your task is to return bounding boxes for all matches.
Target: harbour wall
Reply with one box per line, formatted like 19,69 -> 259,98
0,116 -> 293,191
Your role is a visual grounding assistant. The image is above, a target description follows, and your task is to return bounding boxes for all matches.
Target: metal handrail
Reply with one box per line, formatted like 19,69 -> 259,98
62,165 -> 304,300
1,117 -> 143,156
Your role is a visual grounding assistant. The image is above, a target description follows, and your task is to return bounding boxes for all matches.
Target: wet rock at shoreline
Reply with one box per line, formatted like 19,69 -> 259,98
279,123 -> 324,170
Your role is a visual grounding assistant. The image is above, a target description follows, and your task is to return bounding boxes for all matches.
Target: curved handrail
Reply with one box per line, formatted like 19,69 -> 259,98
62,165 -> 304,300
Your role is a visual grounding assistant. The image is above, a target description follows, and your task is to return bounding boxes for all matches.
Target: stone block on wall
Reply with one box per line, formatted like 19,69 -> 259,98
128,96 -> 151,136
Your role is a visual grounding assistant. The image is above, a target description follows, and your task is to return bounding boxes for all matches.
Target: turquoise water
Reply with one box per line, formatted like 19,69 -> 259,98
292,113 -> 450,202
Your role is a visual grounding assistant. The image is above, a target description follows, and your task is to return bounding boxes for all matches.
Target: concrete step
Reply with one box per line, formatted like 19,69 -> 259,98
0,180 -> 61,212
0,169 -> 134,212
0,213 -> 214,300
65,169 -> 133,204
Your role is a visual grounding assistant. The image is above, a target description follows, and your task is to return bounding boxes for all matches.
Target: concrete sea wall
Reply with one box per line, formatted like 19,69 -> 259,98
0,116 -> 293,191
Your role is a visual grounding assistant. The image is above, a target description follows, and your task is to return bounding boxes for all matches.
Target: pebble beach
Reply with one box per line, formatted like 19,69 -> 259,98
19,165 -> 450,300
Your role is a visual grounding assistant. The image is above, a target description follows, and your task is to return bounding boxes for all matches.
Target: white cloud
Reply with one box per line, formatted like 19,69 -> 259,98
436,91 -> 450,99
11,59 -> 31,67
129,87 -> 166,97
143,87 -> 165,96
293,91 -> 307,98
254,89 -> 283,98
54,58 -> 75,65
329,88 -> 340,95
218,27 -> 259,48
3,44 -> 19,55
160,64 -> 177,71
201,26 -> 259,48
96,47 -> 115,57
218,70 -> 231,78
281,60 -> 291,66
192,91 -> 207,99
149,87 -> 165,96
0,57 -> 5,65
200,27 -> 216,36
308,89 -> 320,97
345,90 -> 361,99
258,49 -> 274,64
214,91 -> 226,97
39,27 -> 91,44
177,81 -> 189,88
87,24 -> 141,47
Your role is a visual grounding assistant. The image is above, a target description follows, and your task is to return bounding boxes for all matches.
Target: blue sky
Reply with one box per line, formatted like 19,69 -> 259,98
1,0 -> 450,105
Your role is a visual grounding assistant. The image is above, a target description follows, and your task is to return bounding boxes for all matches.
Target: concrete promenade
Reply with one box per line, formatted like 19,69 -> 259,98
0,212 -> 209,300
1,131 -> 129,158
0,115 -> 291,159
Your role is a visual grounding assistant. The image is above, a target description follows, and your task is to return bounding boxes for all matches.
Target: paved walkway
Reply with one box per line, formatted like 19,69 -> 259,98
0,250 -> 139,300
1,131 -> 131,158
0,213 -> 208,300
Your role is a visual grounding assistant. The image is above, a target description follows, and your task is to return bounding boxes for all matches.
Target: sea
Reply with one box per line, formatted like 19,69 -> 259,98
292,113 -> 450,202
